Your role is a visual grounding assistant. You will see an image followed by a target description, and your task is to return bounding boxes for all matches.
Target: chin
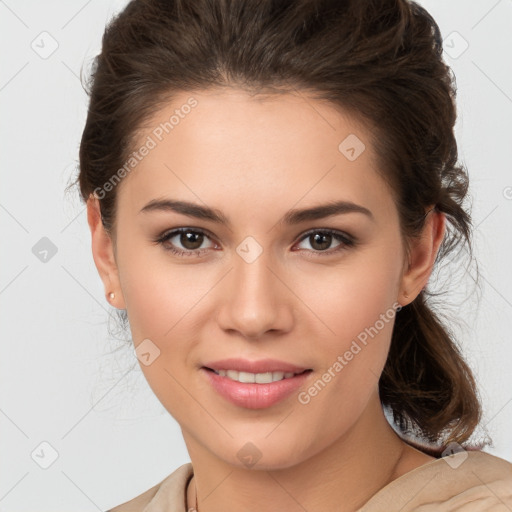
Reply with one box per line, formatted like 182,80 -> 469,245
209,434 -> 315,471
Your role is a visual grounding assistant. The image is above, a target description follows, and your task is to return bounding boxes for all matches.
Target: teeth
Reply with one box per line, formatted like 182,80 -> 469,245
215,369 -> 298,383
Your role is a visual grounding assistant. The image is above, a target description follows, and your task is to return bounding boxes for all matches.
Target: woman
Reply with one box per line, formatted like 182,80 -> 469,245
76,0 -> 512,510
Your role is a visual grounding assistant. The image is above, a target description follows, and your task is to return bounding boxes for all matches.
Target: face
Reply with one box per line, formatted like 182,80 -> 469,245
89,88 -> 442,470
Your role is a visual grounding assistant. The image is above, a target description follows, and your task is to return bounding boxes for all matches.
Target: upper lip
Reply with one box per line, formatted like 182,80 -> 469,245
202,358 -> 311,374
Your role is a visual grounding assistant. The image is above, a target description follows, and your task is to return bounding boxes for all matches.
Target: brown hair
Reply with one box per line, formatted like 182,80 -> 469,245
75,0 -> 488,454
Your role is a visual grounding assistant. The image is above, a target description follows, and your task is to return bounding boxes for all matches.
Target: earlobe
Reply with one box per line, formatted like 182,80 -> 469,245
86,195 -> 126,309
399,207 -> 446,306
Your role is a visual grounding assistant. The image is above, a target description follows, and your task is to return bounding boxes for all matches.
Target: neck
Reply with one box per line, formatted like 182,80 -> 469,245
184,395 -> 410,512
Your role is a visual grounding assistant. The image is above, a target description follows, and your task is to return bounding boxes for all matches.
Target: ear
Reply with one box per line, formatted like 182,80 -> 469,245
399,207 -> 446,306
86,195 -> 126,309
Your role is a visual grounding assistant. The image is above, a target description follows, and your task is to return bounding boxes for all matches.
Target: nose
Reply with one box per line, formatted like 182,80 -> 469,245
216,249 -> 294,340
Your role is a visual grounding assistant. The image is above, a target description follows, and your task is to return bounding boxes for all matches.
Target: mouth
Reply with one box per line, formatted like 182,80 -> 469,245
201,366 -> 314,409
202,367 -> 312,384
203,366 -> 313,384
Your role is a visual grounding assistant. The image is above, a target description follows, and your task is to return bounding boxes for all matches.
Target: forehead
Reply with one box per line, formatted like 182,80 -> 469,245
116,88 -> 396,222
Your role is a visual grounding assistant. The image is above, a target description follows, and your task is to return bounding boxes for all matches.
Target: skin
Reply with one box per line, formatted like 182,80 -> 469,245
88,88 -> 446,511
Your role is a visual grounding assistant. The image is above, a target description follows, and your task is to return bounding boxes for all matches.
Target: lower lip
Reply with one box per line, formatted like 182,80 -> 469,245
201,368 -> 312,409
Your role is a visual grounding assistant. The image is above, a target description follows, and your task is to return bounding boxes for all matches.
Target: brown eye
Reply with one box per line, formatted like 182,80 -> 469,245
309,232 -> 333,251
156,228 -> 216,256
179,231 -> 205,250
295,229 -> 355,255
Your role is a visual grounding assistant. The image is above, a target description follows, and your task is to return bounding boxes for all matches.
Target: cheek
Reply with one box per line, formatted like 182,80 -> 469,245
118,230 -> 402,369
296,250 -> 401,347
293,249 -> 401,405
116,227 -> 401,418
115,242 -> 220,412
294,275 -> 399,449
116,237 -> 213,342
115,245 -> 207,415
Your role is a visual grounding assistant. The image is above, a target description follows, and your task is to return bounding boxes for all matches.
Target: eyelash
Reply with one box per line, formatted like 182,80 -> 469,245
154,227 -> 356,258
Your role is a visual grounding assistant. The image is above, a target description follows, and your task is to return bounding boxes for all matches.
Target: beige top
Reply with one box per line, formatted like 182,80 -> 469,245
108,451 -> 512,511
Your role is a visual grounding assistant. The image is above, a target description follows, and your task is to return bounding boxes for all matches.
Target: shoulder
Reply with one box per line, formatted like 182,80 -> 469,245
360,450 -> 512,511
106,463 -> 194,512
468,448 -> 512,472
107,484 -> 161,512
450,448 -> 512,484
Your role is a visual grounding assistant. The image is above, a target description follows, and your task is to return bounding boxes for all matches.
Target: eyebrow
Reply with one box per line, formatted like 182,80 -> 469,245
139,198 -> 374,225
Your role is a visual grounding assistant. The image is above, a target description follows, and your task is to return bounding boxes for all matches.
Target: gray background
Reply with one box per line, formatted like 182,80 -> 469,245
1,0 -> 511,510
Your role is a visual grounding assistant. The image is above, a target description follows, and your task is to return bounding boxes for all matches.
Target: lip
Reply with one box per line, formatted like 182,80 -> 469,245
202,358 -> 311,374
201,367 -> 313,409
